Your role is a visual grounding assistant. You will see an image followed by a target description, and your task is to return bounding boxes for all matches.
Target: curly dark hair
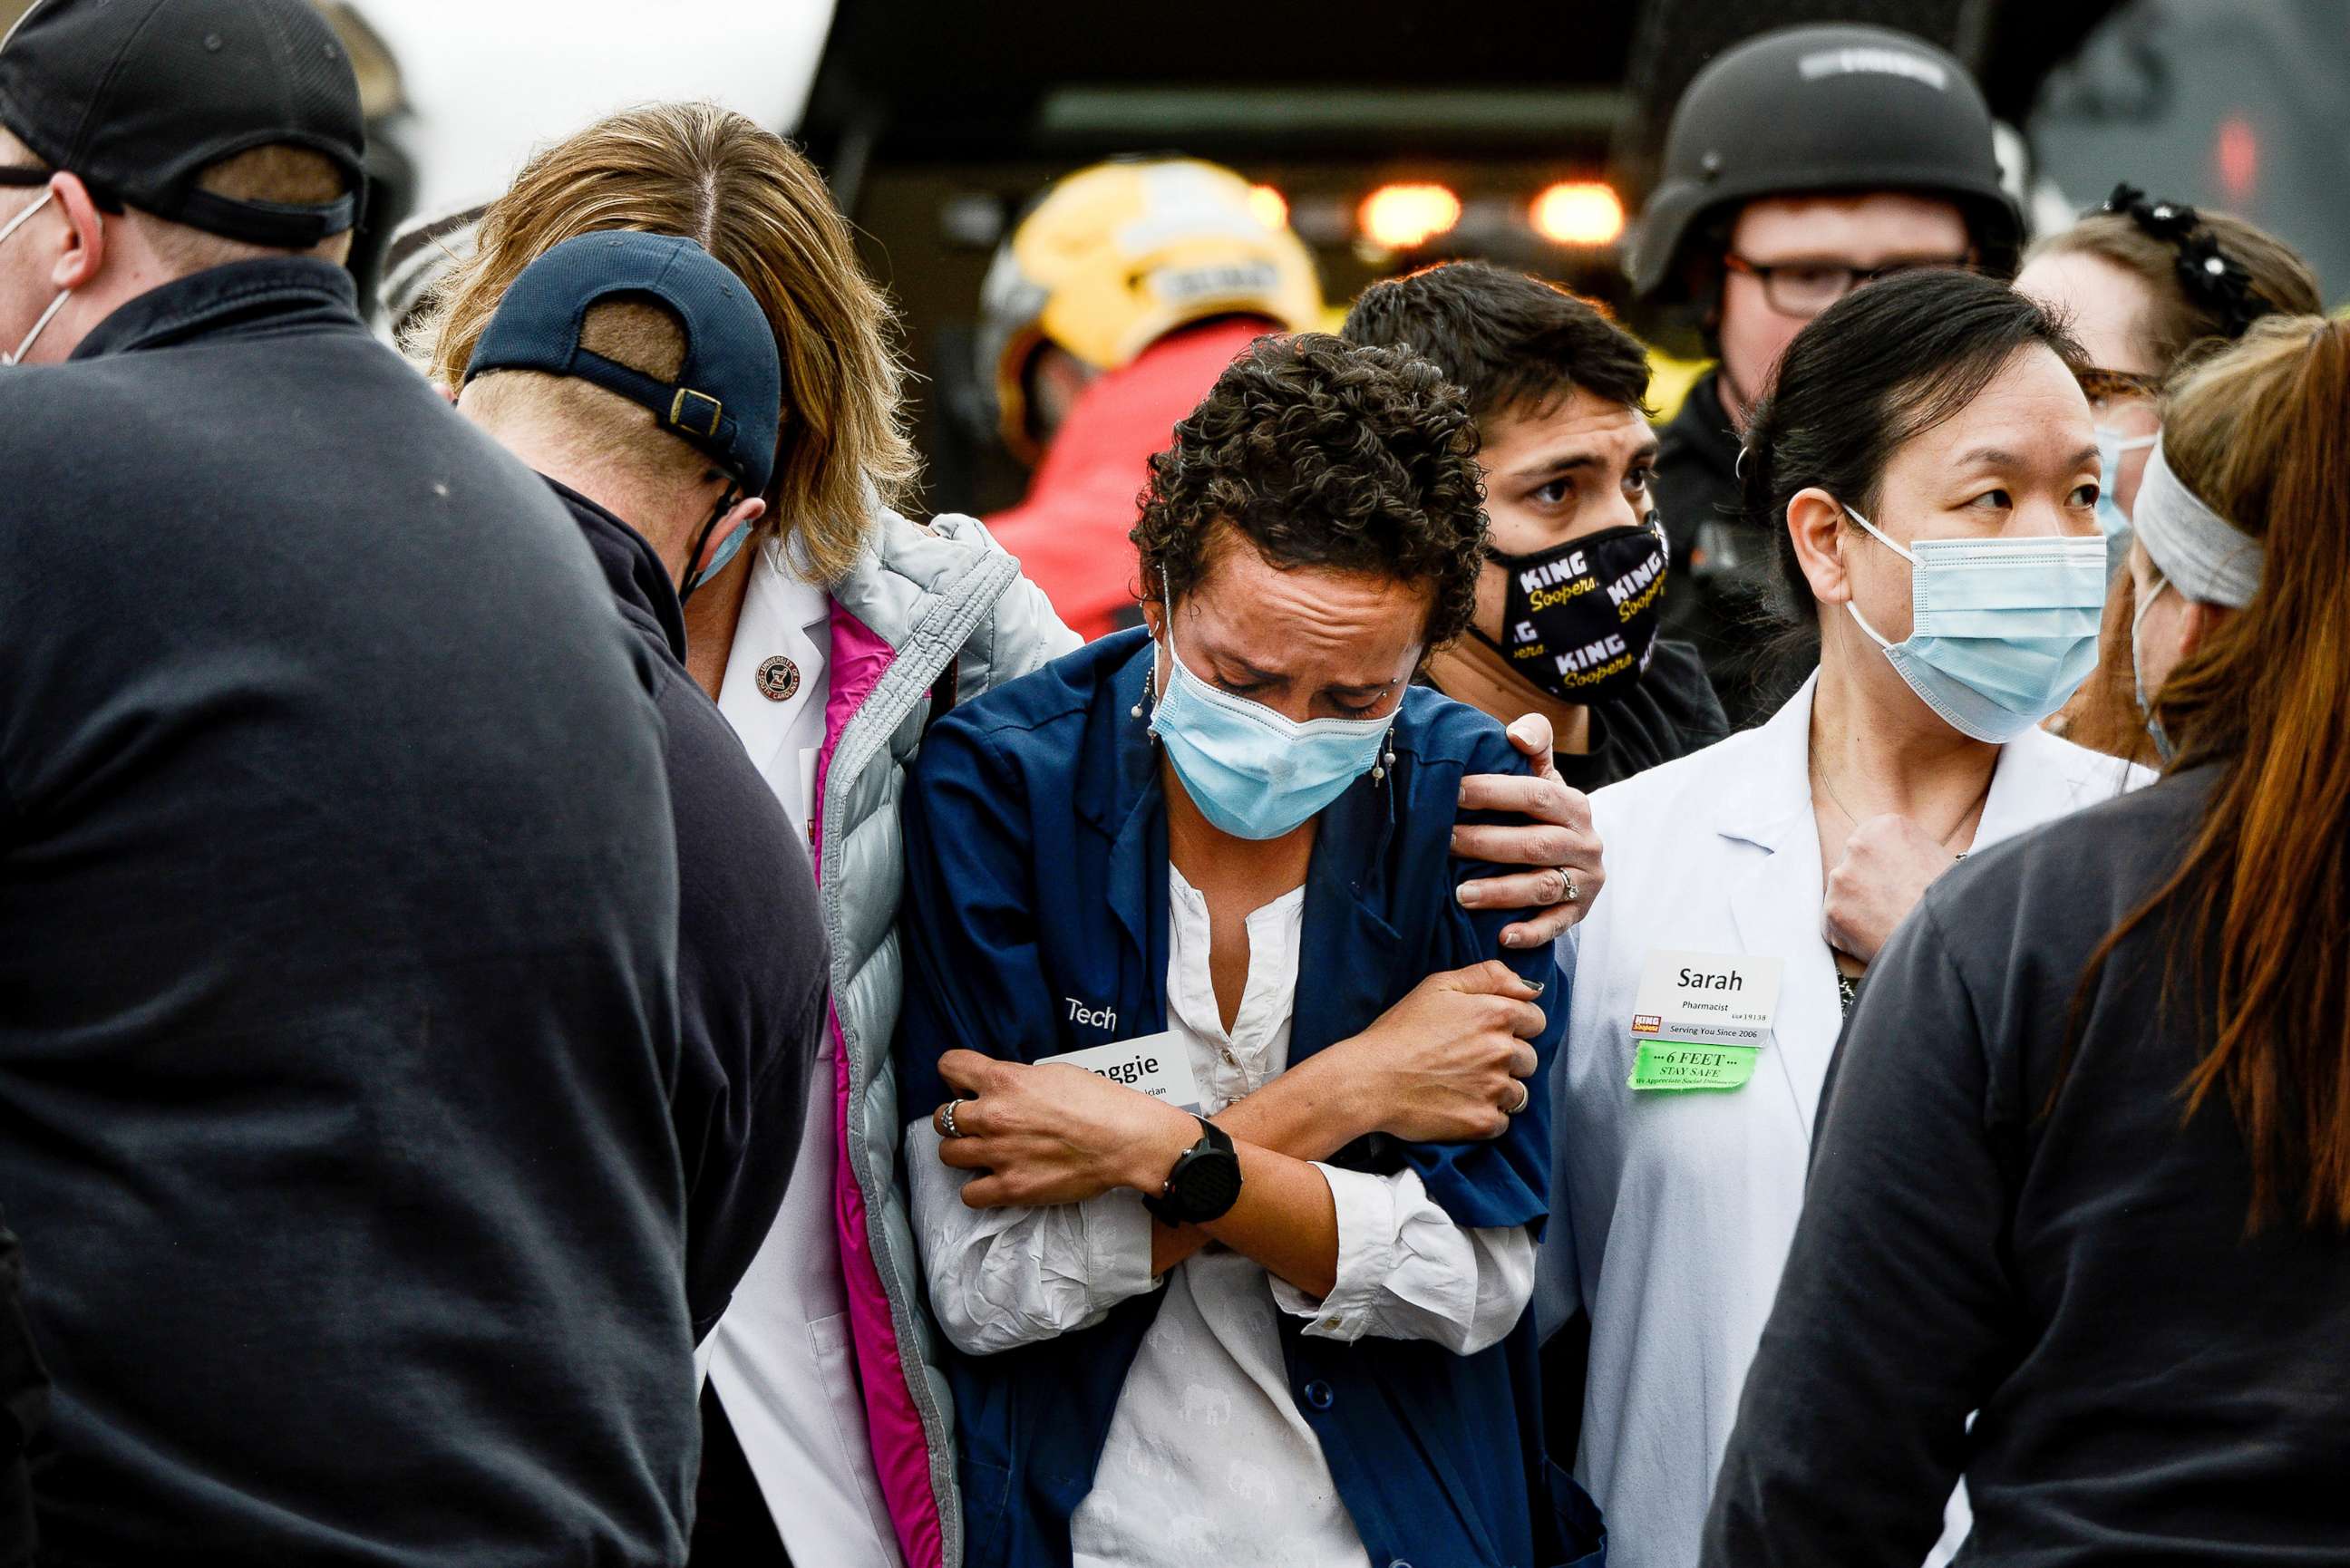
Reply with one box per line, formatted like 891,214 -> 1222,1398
1131,333 -> 1488,646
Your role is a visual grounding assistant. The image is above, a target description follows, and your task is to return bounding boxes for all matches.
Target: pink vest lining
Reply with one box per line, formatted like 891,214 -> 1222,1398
813,604 -> 946,1568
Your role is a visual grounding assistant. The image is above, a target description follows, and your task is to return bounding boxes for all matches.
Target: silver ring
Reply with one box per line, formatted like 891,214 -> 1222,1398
1507,1081 -> 1531,1116
1563,876 -> 1580,905
941,1099 -> 967,1138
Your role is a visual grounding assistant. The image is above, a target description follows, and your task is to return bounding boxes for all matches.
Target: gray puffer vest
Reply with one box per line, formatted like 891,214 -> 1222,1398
816,505 -> 1077,1568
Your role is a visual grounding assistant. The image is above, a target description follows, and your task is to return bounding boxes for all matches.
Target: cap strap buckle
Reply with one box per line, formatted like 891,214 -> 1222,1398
669,388 -> 723,439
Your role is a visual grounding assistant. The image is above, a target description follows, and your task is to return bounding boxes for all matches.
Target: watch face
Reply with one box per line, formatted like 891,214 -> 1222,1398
1173,1147 -> 1244,1222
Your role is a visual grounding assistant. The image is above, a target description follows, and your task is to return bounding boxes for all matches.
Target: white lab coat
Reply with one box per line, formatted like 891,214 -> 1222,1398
700,550 -> 908,1568
1536,673 -> 2148,1568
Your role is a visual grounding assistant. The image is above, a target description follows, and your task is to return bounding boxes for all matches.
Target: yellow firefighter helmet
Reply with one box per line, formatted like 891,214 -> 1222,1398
978,157 -> 1323,462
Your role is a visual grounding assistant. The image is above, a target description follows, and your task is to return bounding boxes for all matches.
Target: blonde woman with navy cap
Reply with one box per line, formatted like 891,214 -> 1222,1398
1533,269 -> 2151,1568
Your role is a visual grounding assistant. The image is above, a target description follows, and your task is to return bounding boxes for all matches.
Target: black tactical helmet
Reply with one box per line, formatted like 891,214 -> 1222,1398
1628,23 -> 2022,303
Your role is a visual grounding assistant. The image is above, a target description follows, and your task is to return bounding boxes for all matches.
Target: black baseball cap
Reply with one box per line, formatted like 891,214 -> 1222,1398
0,0 -> 364,248
467,231 -> 784,497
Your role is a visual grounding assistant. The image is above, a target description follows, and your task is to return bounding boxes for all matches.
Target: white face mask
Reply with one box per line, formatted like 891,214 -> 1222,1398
2130,567 -> 2177,763
1,188 -> 74,366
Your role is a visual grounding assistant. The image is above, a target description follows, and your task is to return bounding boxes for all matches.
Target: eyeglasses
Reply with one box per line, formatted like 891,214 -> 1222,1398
1724,252 -> 1973,318
2077,369 -> 2161,434
0,167 -> 53,189
2086,366 -> 2152,404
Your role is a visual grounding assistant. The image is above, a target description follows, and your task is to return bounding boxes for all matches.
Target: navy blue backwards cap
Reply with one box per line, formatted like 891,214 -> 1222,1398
468,230 -> 782,496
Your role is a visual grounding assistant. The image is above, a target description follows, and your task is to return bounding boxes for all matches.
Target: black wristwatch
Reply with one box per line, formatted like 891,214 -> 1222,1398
1141,1115 -> 1243,1225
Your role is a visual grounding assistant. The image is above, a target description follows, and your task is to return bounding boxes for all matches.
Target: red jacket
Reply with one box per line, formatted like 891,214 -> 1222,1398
986,318 -> 1273,642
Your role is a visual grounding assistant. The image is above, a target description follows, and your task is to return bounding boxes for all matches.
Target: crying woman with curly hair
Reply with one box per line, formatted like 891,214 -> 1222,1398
891,334 -> 1606,1568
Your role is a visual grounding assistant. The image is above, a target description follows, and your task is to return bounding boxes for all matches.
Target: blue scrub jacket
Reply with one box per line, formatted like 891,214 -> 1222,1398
895,629 -> 1605,1568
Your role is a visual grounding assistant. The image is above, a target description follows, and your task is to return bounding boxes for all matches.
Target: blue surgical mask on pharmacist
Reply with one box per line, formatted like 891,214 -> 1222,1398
1840,503 -> 2106,744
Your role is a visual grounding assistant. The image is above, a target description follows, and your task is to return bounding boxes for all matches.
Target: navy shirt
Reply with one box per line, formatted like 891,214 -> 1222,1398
549,479 -> 829,1341
894,629 -> 1603,1568
0,261 -> 694,1564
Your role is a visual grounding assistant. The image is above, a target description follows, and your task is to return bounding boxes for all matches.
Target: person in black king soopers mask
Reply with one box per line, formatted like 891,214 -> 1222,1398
1345,260 -> 1730,793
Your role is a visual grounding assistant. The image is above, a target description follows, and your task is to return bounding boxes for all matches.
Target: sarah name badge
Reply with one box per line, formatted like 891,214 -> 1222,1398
1037,1032 -> 1200,1114
1627,950 -> 1784,1093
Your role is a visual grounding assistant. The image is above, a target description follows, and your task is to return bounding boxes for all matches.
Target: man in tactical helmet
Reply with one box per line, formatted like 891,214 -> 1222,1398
981,157 -> 1325,639
1631,23 -> 2023,727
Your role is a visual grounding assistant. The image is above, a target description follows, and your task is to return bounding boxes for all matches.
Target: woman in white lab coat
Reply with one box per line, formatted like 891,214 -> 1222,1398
1536,270 -> 2150,1568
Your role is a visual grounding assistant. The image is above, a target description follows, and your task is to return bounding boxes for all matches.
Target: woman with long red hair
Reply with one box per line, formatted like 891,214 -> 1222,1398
1704,315 -> 2350,1565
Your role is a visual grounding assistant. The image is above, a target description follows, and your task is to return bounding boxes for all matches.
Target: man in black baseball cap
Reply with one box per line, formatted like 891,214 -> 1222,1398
0,0 -> 367,361
459,229 -> 830,1352
1630,23 -> 2024,729
0,3 -> 702,1563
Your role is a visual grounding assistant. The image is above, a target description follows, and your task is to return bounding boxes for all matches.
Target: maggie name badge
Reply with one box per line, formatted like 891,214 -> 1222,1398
1627,950 -> 1784,1092
1037,1032 -> 1200,1113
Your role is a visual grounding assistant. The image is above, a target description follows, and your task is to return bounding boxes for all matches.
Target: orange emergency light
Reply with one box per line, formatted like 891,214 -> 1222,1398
1358,183 -> 1461,251
1530,181 -> 1626,247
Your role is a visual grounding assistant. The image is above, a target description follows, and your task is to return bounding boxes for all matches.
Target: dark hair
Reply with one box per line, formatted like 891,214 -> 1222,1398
1131,334 -> 1487,645
1742,269 -> 2086,624
2027,198 -> 2321,373
1340,260 -> 1652,423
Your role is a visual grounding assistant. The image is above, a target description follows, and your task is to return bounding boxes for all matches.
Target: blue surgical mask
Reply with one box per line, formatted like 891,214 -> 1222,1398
682,520 -> 752,602
679,488 -> 753,605
2130,566 -> 2177,763
1842,504 -> 2107,744
1147,597 -> 1396,841
2093,427 -> 2158,581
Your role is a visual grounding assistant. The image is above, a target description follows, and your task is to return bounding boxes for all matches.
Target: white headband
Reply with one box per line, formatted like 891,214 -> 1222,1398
2131,440 -> 2262,609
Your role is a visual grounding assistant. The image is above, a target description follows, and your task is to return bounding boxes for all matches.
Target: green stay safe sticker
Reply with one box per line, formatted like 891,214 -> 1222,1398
1628,1040 -> 1759,1092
